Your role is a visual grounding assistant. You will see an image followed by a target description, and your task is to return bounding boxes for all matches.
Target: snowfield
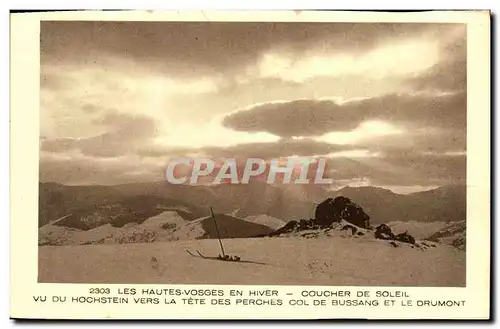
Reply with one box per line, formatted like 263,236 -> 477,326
242,214 -> 286,230
39,234 -> 465,286
384,221 -> 450,239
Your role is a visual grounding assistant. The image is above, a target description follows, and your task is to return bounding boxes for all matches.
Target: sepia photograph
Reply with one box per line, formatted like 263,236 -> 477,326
36,18 -> 469,287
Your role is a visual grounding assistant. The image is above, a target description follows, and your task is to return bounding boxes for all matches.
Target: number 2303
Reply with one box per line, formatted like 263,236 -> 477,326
89,288 -> 110,294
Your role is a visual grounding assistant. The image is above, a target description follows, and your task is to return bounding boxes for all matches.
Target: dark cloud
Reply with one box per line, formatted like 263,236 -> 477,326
204,139 -> 358,159
138,137 -> 465,187
408,28 -> 466,92
137,141 -> 466,187
362,127 -> 466,154
165,74 -> 404,124
42,111 -> 157,157
222,92 -> 466,137
223,99 -> 358,136
324,152 -> 465,186
39,153 -> 165,185
40,21 -> 459,76
374,153 -> 466,186
138,138 -> 357,159
384,152 -> 465,179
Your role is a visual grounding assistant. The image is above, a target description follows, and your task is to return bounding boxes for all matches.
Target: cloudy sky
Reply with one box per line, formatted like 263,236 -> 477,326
39,21 -> 466,192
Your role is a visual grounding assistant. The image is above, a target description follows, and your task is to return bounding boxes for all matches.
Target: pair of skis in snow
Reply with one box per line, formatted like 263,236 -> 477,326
185,249 -> 240,261
185,248 -> 267,265
186,207 -> 242,263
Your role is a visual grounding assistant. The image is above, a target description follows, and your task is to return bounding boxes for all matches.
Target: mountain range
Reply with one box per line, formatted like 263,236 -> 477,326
39,181 -> 466,231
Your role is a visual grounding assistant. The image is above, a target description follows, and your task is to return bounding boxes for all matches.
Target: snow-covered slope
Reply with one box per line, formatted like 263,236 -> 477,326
39,234 -> 465,286
425,221 -> 466,250
39,211 -> 190,245
39,224 -> 81,246
385,221 -> 450,239
39,211 -> 276,246
39,214 -> 466,286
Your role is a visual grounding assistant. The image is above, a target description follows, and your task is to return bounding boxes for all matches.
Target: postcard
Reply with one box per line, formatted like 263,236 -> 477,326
10,10 -> 491,320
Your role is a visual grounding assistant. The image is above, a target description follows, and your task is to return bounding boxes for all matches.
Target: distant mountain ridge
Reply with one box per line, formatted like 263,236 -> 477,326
39,181 -> 466,232
329,184 -> 466,224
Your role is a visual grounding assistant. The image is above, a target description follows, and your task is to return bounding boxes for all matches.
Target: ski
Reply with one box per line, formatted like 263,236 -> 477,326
185,249 -> 200,258
185,249 -> 215,260
186,249 -> 266,265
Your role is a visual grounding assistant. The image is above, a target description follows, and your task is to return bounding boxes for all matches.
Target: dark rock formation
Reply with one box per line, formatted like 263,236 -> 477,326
452,236 -> 466,250
256,196 -> 372,237
314,196 -> 370,228
341,224 -> 358,235
314,198 -> 338,227
389,241 -> 399,248
259,220 -> 299,237
375,224 -> 416,245
257,197 -> 418,247
374,224 -> 395,240
394,232 -> 416,245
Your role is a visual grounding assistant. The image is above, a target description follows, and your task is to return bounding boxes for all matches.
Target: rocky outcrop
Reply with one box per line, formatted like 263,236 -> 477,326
425,221 -> 466,250
260,196 -> 371,237
255,197 -> 422,248
314,196 -> 371,228
395,232 -> 416,245
374,224 -> 416,245
262,219 -> 314,237
374,224 -> 395,240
